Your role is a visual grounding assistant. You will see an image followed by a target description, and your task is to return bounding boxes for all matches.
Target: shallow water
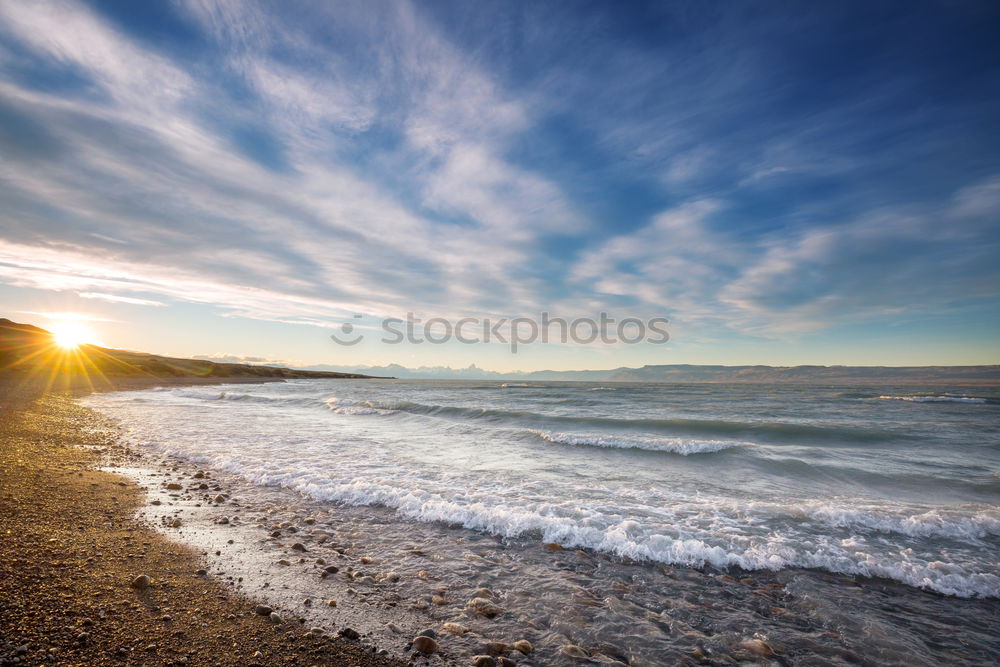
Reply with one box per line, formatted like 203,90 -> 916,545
83,380 -> 1000,664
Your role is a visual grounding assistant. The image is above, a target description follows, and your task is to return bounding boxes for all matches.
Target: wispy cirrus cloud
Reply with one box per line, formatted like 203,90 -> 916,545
0,0 -> 998,359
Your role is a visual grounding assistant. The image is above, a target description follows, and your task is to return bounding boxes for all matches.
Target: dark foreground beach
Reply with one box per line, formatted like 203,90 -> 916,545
0,376 -> 404,666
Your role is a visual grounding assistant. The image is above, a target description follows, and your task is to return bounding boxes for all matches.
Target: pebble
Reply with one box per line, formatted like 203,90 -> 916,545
291,542 -> 307,552
442,622 -> 469,635
466,597 -> 503,618
255,605 -> 273,616
482,641 -> 510,656
431,595 -> 447,605
738,638 -> 775,656
472,657 -> 497,667
386,623 -> 402,634
166,483 -> 182,490
170,518 -> 182,528
324,565 -> 340,574
418,629 -> 437,639
277,559 -> 291,566
213,494 -> 225,503
474,587 -> 494,599
338,627 -> 360,640
195,569 -> 207,576
513,640 -> 533,654
217,517 -> 229,525
268,612 -> 283,624
560,644 -> 589,658
129,574 -> 151,590
327,600 -> 337,607
411,636 -> 439,654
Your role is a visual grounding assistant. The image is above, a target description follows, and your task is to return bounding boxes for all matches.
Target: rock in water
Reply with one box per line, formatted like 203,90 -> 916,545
291,542 -> 307,552
412,636 -> 439,654
560,644 -> 589,658
738,638 -> 775,656
472,657 -> 497,667
418,629 -> 437,639
513,639 -> 533,654
442,622 -> 468,635
130,574 -> 151,590
466,597 -> 503,618
166,483 -> 182,490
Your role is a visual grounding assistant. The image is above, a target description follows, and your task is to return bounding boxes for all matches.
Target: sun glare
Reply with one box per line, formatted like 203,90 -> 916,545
50,321 -> 95,350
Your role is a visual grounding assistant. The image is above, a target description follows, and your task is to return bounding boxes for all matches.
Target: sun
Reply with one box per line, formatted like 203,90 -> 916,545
50,321 -> 95,350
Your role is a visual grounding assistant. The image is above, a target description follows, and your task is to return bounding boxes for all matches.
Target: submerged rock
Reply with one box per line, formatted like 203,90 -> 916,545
513,639 -> 533,654
560,644 -> 589,658
466,597 -> 503,618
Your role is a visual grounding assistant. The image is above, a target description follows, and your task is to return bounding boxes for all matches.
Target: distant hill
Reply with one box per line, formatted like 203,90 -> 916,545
306,361 -> 1000,385
0,318 -> 377,380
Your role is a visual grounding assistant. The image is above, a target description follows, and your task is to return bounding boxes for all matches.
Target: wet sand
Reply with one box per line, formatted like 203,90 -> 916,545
0,376 -> 406,666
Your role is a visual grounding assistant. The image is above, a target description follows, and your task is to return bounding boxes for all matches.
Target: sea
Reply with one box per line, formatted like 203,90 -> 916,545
81,380 -> 1000,665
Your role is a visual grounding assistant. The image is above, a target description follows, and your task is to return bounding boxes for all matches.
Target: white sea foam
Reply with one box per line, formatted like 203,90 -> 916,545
878,395 -> 986,404
532,430 -> 748,454
80,381 -> 1000,599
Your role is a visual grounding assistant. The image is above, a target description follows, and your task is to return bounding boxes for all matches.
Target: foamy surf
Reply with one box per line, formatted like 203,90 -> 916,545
82,379 -> 1000,602
878,394 -> 987,403
531,430 -> 748,454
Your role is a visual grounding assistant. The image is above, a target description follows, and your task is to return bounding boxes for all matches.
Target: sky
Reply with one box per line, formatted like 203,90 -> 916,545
1,0 -> 998,372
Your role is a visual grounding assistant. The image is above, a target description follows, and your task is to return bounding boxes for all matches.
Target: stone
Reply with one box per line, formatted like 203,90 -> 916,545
411,636 -> 439,654
327,600 -> 337,607
472,657 -> 497,667
418,629 -> 437,638
268,611 -> 283,624
513,640 -> 533,654
386,623 -> 402,633
544,542 -> 565,551
560,645 -> 589,658
166,483 -> 182,490
254,605 -> 273,616
482,641 -> 510,656
195,569 -> 208,576
474,587 -> 494,599
324,565 -> 339,574
338,627 -> 360,640
738,639 -> 775,656
291,543 -> 307,552
466,597 -> 503,618
130,574 -> 151,590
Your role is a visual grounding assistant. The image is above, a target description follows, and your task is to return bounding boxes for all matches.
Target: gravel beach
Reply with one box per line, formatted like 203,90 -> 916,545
0,376 -> 405,666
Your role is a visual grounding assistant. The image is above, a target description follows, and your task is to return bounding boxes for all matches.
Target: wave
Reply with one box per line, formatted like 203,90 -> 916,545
878,395 -> 987,404
531,430 -> 748,455
587,387 -> 618,391
190,463 -> 1000,598
321,396 -> 898,443
500,383 -> 534,388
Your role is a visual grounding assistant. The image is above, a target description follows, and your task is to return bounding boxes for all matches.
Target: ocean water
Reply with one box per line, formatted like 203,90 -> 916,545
82,380 -> 1000,664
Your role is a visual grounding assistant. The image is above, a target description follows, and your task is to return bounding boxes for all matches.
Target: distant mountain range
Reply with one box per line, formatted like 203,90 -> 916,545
304,362 -> 1000,384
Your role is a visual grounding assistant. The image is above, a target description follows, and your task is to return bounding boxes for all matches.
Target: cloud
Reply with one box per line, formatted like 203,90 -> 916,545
0,0 -> 997,351
79,292 -> 166,307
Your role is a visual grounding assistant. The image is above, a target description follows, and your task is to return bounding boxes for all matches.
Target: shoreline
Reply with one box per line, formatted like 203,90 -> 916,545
0,376 -> 408,666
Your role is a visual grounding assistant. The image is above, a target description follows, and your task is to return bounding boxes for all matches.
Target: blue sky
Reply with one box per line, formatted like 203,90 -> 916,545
0,0 -> 998,371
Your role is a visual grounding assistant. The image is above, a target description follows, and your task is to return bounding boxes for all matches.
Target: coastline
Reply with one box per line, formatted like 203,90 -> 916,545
0,377 -> 406,666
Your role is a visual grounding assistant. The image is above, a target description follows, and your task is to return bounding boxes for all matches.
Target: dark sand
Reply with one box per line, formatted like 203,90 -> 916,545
0,376 -> 405,666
